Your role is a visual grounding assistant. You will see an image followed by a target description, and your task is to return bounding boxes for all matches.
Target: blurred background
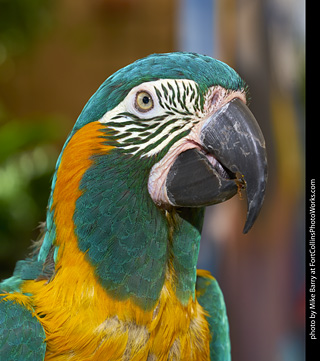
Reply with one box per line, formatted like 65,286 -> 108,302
0,0 -> 305,360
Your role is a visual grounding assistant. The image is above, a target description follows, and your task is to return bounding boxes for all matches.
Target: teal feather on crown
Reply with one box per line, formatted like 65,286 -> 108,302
74,52 -> 246,130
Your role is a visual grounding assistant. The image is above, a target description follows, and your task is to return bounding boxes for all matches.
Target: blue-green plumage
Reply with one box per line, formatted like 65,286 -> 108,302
197,273 -> 231,361
0,297 -> 46,360
75,152 -> 169,309
74,150 -> 202,309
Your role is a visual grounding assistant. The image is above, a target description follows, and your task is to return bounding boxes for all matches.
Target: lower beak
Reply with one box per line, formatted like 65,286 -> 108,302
166,98 -> 268,233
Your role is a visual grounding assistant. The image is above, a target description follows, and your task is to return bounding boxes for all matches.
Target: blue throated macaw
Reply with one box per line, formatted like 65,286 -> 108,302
0,52 -> 267,360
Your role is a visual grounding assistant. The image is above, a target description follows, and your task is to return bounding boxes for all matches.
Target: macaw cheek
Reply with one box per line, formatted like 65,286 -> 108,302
166,98 -> 268,234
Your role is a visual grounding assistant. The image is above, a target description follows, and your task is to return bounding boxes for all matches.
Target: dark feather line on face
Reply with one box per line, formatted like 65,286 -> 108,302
122,118 -> 179,146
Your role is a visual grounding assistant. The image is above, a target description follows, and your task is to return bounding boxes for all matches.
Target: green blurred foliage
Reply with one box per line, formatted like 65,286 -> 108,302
0,0 -> 53,60
0,0 -> 59,279
0,105 -> 63,278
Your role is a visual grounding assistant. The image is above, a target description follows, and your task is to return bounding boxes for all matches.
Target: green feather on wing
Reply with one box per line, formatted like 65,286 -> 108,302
196,270 -> 231,361
0,296 -> 46,361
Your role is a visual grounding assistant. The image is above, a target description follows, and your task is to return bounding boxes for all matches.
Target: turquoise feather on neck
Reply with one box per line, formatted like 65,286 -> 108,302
73,147 -> 204,310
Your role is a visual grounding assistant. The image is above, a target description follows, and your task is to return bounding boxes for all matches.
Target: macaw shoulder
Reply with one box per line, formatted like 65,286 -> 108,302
0,293 -> 46,361
196,269 -> 231,361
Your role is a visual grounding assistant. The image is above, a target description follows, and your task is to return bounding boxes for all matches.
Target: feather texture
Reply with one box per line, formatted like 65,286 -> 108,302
0,294 -> 46,360
196,270 -> 231,361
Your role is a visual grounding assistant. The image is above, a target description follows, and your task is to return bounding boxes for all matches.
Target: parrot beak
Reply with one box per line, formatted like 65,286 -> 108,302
166,98 -> 268,233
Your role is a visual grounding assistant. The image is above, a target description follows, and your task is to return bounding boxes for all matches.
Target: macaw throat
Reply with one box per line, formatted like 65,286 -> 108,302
72,150 -> 203,310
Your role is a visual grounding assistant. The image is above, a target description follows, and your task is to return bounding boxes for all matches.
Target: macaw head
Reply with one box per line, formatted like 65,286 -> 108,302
38,52 -> 267,308
71,52 -> 267,233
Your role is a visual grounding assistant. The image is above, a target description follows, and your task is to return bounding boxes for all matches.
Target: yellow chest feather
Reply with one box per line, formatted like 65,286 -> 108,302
21,267 -> 210,361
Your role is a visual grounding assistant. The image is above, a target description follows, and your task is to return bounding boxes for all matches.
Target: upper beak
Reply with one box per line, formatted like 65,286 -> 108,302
166,98 -> 268,233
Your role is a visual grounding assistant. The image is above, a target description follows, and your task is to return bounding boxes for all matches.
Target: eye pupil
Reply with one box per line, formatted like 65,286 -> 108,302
142,96 -> 150,104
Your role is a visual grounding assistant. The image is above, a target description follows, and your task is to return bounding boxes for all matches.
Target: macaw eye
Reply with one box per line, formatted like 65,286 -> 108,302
135,91 -> 154,112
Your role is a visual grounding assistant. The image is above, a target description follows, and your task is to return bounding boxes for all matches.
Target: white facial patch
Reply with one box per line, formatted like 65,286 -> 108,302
98,79 -> 207,158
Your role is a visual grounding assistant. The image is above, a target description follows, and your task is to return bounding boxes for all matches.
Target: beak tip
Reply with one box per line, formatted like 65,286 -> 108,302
242,211 -> 258,234
242,222 -> 252,234
242,180 -> 267,234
